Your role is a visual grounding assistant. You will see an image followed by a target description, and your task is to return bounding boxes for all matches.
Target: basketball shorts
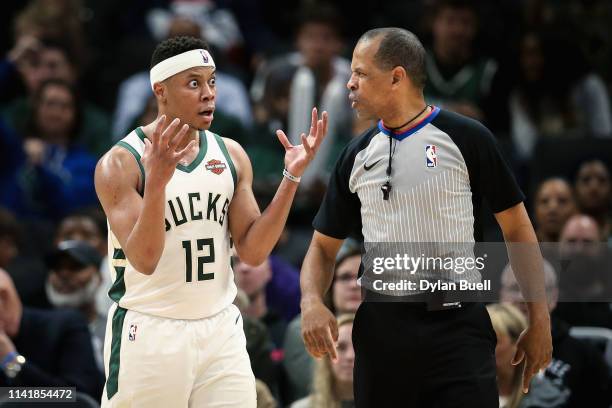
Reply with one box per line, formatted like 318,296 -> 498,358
101,303 -> 256,407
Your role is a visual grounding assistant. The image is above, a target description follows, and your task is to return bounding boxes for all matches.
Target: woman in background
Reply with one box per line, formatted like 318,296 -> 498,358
488,303 -> 566,408
0,78 -> 97,220
291,313 -> 355,408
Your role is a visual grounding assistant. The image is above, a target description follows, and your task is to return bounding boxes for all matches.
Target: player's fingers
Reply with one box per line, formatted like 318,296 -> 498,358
175,140 -> 196,160
511,348 -> 525,365
169,124 -> 190,150
301,133 -> 313,156
310,107 -> 318,135
142,137 -> 152,158
276,130 -> 293,150
153,115 -> 166,142
161,118 -> 181,147
322,110 -> 329,136
312,119 -> 326,151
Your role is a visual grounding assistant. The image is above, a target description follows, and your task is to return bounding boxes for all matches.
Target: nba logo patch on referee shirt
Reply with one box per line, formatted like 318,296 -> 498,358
426,145 -> 438,168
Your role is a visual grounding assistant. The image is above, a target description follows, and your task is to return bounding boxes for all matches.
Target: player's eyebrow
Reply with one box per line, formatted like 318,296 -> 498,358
187,68 -> 216,76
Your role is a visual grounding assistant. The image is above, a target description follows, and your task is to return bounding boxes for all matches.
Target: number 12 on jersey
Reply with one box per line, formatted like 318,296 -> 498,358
182,238 -> 215,282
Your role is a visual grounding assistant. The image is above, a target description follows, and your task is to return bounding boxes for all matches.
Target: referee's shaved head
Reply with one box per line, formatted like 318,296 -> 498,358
358,28 -> 426,90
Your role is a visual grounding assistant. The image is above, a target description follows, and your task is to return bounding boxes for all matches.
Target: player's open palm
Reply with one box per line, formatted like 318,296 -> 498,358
301,300 -> 339,361
276,107 -> 328,177
141,115 -> 194,188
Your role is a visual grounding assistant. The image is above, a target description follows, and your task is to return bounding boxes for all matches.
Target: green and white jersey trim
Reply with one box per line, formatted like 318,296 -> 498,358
107,128 -> 238,320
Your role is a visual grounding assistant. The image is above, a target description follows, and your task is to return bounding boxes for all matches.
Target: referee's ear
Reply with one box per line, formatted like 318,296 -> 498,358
391,66 -> 406,87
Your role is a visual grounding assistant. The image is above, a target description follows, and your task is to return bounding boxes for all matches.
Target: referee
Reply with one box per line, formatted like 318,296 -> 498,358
300,28 -> 552,407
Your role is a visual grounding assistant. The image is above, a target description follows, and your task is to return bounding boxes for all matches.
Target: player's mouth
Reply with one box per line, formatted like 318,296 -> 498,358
198,108 -> 215,121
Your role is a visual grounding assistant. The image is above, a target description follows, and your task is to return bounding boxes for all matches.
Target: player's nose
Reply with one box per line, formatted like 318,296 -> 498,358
201,86 -> 215,101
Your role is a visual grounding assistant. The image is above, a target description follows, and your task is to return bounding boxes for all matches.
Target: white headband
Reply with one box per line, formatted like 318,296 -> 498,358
150,49 -> 215,90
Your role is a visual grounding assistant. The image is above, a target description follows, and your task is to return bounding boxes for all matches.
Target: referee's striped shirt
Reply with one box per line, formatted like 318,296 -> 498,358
313,107 -> 525,294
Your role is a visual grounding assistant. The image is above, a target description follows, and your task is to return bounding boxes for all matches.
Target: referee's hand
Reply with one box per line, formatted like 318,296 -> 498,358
512,313 -> 553,394
301,301 -> 338,362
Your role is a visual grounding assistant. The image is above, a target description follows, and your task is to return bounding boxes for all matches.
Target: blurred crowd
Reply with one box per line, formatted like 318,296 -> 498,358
1,0 -> 612,407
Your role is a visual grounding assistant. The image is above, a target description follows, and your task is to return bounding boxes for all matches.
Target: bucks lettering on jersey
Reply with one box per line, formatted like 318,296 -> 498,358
107,127 -> 238,319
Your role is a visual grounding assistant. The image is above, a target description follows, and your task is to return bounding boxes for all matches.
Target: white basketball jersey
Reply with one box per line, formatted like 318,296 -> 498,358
107,127 -> 237,319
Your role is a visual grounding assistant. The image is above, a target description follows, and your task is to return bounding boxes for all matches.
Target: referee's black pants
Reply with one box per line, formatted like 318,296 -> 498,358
352,301 -> 499,408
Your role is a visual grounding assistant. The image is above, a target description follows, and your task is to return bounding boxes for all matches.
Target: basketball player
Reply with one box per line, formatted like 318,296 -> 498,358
95,36 -> 327,407
300,28 -> 552,407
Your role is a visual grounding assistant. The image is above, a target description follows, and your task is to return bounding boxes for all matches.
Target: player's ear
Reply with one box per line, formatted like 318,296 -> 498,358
153,82 -> 166,102
391,66 -> 406,87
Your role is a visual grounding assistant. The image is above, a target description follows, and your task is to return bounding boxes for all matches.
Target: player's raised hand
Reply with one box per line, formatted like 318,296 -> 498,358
275,107 -> 328,178
141,115 -> 195,189
301,300 -> 339,362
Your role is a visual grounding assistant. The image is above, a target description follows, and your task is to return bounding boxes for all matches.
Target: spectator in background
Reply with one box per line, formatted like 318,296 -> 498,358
290,313 -> 355,408
112,15 -> 252,140
251,4 -> 352,189
0,35 -> 42,103
55,210 -> 111,316
555,214 -> 612,329
234,289 -> 280,403
559,214 -> 604,258
284,239 -> 360,404
574,159 -> 611,240
487,303 -> 566,408
509,30 -> 612,159
0,207 -> 19,270
234,255 -> 300,348
132,96 -> 158,130
500,262 -> 611,408
12,0 -> 87,69
0,79 -> 98,221
0,204 -> 51,311
0,268 -> 103,399
45,240 -> 106,373
424,0 -> 500,123
0,111 -> 24,178
534,178 -> 577,242
0,0 -> 86,104
247,62 -> 297,201
3,209 -> 107,313
147,0 -> 245,64
255,379 -> 278,408
1,38 -> 111,157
